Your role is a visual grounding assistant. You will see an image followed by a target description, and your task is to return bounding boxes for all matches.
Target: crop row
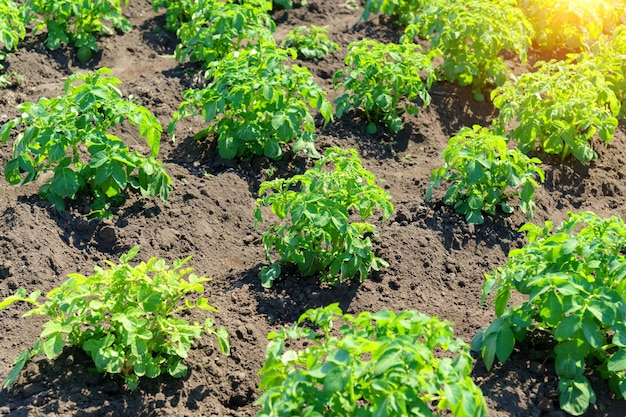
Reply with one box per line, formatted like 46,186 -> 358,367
1,0 -> 626,416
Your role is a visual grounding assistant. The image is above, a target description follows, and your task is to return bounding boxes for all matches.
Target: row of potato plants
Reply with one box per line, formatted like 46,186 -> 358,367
0,1 -> 487,416
1,0 -> 626,415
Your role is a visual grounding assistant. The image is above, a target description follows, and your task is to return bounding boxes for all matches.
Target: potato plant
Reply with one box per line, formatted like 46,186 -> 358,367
0,247 -> 230,390
333,39 -> 435,134
151,0 -> 197,32
580,25 -> 626,118
0,0 -> 25,87
360,0 -> 426,26
473,212 -> 626,415
425,125 -> 544,224
257,303 -> 487,417
174,0 -> 275,66
492,59 -> 621,162
22,0 -> 132,61
401,0 -> 533,100
0,67 -> 172,216
519,0 -> 625,51
281,25 -> 339,60
254,147 -> 393,287
169,44 -> 333,160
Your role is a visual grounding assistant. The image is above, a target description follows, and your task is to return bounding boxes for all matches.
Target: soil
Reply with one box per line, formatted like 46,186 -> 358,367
1,1 -> 626,416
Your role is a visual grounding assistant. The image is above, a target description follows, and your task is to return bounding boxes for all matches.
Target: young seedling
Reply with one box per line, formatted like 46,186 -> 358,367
254,147 -> 393,287
257,303 -> 487,417
426,125 -> 544,224
0,247 -> 230,390
473,211 -> 626,415
0,67 -> 172,216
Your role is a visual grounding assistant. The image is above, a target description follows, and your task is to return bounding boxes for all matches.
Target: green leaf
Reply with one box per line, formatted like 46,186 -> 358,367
260,264 -> 281,288
216,327 -> 230,355
167,357 -> 188,378
466,160 -> 484,185
322,364 -> 350,392
373,346 -> 402,376
495,324 -> 515,363
43,333 -> 64,359
539,291 -> 563,327
559,376 -> 595,416
51,167 -> 79,198
608,350 -> 626,373
3,349 -> 30,389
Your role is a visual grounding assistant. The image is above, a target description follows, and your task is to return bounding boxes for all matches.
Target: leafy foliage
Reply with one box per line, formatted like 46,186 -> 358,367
0,247 -> 230,390
426,126 -> 544,224
174,0 -> 275,65
273,0 -> 307,8
401,0 -> 533,100
0,0 -> 25,87
254,147 -> 393,287
151,0 -> 197,32
492,59 -> 621,162
334,39 -> 435,134
257,303 -> 487,417
281,25 -> 338,60
578,24 -> 626,119
472,211 -> 626,415
519,0 -> 626,51
22,0 -> 132,62
169,44 -> 333,160
360,0 -> 426,26
0,67 -> 172,215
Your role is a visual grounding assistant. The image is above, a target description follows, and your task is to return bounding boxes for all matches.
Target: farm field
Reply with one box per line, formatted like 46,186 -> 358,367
1,0 -> 626,416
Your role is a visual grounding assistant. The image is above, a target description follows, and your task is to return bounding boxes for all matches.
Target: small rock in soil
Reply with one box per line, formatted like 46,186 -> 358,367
537,396 -> 554,411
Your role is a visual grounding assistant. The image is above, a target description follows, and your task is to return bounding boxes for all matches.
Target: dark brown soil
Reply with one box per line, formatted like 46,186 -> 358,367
1,1 -> 625,416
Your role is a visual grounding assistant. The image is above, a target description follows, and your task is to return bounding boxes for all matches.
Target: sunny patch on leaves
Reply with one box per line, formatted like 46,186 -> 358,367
257,303 -> 487,417
0,247 -> 230,390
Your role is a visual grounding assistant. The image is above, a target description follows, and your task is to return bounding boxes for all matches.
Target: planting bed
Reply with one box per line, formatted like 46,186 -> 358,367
1,0 -> 626,416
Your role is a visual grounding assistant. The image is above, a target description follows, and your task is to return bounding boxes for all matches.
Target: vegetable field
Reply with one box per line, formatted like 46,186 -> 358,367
1,0 -> 626,416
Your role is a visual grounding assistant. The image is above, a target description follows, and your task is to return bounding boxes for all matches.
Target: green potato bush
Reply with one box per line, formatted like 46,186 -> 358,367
401,0 -> 533,100
0,67 -> 172,216
519,0 -> 626,51
254,147 -> 393,287
169,44 -> 332,160
0,247 -> 230,390
333,39 -> 435,134
22,0 -> 132,61
473,211 -> 626,415
257,303 -> 487,417
0,0 -> 25,87
425,125 -> 544,224
281,25 -> 339,60
174,0 -> 276,66
492,59 -> 621,162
